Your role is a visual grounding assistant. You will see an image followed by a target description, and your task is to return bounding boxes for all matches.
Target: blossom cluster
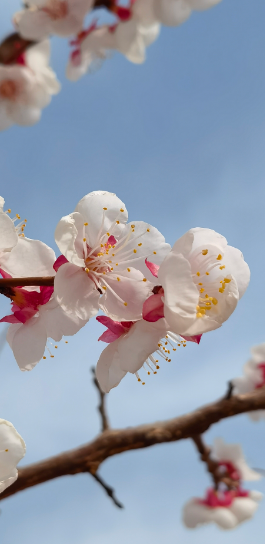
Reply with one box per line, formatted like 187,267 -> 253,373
183,439 -> 263,530
0,0 -> 222,130
0,191 -> 250,392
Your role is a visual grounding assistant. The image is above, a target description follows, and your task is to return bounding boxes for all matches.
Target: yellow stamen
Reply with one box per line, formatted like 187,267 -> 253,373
202,249 -> 208,255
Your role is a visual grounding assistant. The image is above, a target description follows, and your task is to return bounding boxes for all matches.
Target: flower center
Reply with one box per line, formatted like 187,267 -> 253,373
255,363 -> 265,389
0,80 -> 17,100
43,0 -> 69,20
189,248 -> 232,319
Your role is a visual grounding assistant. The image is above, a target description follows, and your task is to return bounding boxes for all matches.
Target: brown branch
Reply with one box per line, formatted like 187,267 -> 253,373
0,277 -> 55,287
0,388 -> 265,502
91,368 -> 110,432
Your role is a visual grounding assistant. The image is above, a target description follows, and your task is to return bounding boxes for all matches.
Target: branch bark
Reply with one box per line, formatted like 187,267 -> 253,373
1,388 -> 264,502
0,277 -> 55,287
91,367 -> 110,432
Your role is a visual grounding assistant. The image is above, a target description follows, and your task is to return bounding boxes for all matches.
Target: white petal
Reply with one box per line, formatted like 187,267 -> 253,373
74,191 -> 128,249
154,0 -> 191,26
0,470 -> 18,494
182,500 -> 237,530
54,212 -> 85,266
188,0 -> 222,10
0,104 -> 13,132
249,490 -> 263,502
0,419 -> 26,480
230,497 -> 259,523
251,343 -> 265,363
117,319 -> 168,373
54,262 -> 100,320
115,221 -> 170,282
0,212 -> 17,251
99,268 -> 152,321
0,237 -> 56,277
96,341 -> 127,393
222,245 -> 250,299
7,316 -> 47,371
15,10 -> 52,40
40,297 -> 88,341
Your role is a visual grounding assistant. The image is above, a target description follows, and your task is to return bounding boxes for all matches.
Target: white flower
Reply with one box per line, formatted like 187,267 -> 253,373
0,197 -> 18,253
183,489 -> 263,530
233,343 -> 265,421
0,40 -> 60,132
96,316 -> 193,392
212,438 -> 261,482
0,235 -> 56,279
5,294 -> 88,371
14,0 -> 92,41
133,0 -> 221,27
67,20 -> 160,81
54,190 -> 170,321
0,419 -> 26,493
157,227 -> 250,336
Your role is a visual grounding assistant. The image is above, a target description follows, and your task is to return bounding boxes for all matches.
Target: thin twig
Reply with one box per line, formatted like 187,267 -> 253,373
192,434 -> 239,490
91,367 -> 109,432
92,473 -> 124,509
224,381 -> 234,400
0,277 -> 55,287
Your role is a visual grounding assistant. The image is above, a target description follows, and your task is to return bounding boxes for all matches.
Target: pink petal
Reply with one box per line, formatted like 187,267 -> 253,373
143,293 -> 164,322
39,286 -> 54,305
182,334 -> 202,345
0,268 -> 12,279
96,315 -> 125,336
0,314 -> 21,324
53,255 -> 68,272
145,258 -> 159,278
98,330 -> 122,343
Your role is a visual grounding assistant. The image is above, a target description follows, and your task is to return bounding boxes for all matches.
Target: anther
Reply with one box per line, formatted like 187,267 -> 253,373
127,268 -> 131,272
124,302 -> 127,306
84,222 -> 88,226
196,272 -> 200,276
219,265 -> 225,270
202,249 -> 208,255
133,249 -> 137,253
103,207 -> 107,210
116,220 -> 120,224
200,288 -> 205,293
205,271 -> 209,275
55,346 -> 58,349
117,277 -> 120,281
83,238 -> 86,242
85,268 -> 90,273
7,209 -> 11,213
65,341 -> 68,344
120,208 -> 124,212
143,278 -> 147,282
147,228 -> 150,232
43,356 -> 46,359
131,224 -> 135,228
153,251 -> 157,254
217,254 -> 222,261
138,243 -> 142,246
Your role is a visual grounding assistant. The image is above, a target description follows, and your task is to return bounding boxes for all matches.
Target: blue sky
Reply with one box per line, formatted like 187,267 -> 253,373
1,0 -> 265,542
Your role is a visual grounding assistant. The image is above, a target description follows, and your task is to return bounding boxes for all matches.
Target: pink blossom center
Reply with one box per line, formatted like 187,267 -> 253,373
0,80 -> 18,100
43,0 -> 69,20
199,487 -> 249,509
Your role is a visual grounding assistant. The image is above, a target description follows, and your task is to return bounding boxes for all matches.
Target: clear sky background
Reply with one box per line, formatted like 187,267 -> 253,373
0,0 -> 265,542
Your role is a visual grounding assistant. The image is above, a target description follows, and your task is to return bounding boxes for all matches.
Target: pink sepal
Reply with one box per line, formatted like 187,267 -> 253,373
98,330 -> 122,343
145,258 -> 159,278
0,268 -> 12,279
97,315 -> 135,343
182,334 -> 202,345
0,314 -> 21,324
143,293 -> 164,322
53,255 -> 68,272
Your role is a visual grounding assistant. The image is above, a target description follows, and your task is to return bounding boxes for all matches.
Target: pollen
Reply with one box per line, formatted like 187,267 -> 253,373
83,238 -> 86,242
84,222 -> 88,226
131,224 -> 135,229
127,268 -> 131,272
43,356 -> 46,359
16,214 -> 20,219
5,449 -> 8,452
143,278 -> 147,282
202,249 -> 208,255
111,267 -> 113,271
196,272 -> 200,276
200,288 -> 205,293
133,249 -> 137,253
116,263 -> 118,266
224,278 -> 231,283
198,282 -> 203,286
153,251 -> 157,254
7,209 -> 11,213
50,355 -> 54,358
219,287 -> 224,293
217,254 -> 222,261
156,365 -> 160,369
120,208 -> 125,212
112,253 -> 115,256
65,341 -> 68,344
147,228 -> 150,232
117,277 -> 120,281
55,346 -> 58,349
107,232 -> 110,236
205,272 -> 210,275
116,220 -> 120,224
219,265 -> 225,270
212,297 -> 218,305
102,286 -> 107,290
124,302 -> 127,306
138,243 -> 142,246
103,207 -> 108,210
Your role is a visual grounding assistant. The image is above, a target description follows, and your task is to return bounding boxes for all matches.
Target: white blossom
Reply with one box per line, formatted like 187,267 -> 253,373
67,20 -> 160,81
0,41 -> 60,131
233,343 -> 265,421
0,419 -> 26,493
0,197 -> 18,253
14,0 -> 92,41
212,438 -> 261,482
133,0 -> 222,27
157,227 -> 250,336
54,190 -> 170,321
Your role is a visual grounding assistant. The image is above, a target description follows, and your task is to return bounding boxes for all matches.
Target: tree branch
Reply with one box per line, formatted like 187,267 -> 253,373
0,388 -> 264,502
0,277 -> 55,287
91,368 -> 110,432
192,435 -> 238,490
